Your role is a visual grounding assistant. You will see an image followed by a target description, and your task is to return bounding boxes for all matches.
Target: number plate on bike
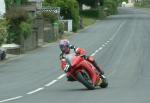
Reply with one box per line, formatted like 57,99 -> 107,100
64,64 -> 71,72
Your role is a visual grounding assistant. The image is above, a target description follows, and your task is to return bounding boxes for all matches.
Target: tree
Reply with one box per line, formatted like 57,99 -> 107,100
43,0 -> 56,6
43,0 -> 80,32
104,0 -> 118,15
77,0 -> 100,9
0,19 -> 8,45
4,0 -> 28,10
6,7 -> 32,44
4,0 -> 14,10
99,0 -> 104,6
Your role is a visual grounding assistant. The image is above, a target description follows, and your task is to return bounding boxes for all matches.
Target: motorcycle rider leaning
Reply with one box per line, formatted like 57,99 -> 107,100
59,39 -> 105,81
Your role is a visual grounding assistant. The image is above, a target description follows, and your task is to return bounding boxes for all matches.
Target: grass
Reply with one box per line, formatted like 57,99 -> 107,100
82,17 -> 96,27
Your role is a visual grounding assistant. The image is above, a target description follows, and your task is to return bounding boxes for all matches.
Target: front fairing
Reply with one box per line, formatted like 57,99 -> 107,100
62,54 -> 99,85
64,53 -> 83,67
61,53 -> 84,73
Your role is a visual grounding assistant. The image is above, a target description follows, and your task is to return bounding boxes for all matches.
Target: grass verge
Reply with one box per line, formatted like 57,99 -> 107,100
82,17 -> 96,27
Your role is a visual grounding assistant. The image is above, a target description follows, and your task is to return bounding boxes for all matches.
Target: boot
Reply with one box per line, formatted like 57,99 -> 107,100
92,60 -> 104,75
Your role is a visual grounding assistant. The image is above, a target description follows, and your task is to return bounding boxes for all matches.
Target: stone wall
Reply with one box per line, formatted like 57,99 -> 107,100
22,30 -> 38,52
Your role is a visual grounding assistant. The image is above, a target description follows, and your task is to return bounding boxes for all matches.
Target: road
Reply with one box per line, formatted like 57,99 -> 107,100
0,7 -> 150,103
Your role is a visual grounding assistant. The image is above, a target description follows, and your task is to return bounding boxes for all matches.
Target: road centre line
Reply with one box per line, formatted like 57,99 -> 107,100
98,47 -> 103,51
0,96 -> 23,103
45,80 -> 58,87
95,50 -> 99,53
91,53 -> 96,56
57,74 -> 66,80
110,20 -> 126,40
102,44 -> 105,47
26,87 -> 44,95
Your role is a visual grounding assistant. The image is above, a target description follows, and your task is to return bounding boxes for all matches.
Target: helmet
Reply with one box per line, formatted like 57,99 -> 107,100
59,39 -> 70,54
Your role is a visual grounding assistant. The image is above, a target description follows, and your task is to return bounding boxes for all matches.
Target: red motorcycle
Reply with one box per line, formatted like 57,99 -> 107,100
60,52 -> 108,90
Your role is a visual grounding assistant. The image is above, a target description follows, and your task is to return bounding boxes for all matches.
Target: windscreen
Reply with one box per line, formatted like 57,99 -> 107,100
64,53 -> 76,65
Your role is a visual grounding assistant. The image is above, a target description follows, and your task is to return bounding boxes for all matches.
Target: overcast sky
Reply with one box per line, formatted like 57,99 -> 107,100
0,0 -> 6,15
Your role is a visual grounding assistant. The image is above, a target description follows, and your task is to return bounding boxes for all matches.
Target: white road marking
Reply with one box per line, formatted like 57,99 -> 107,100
98,47 -> 103,51
110,20 -> 126,40
27,87 -> 44,95
45,80 -> 58,87
102,44 -> 105,47
57,74 -> 66,80
91,53 -> 96,56
0,96 -> 23,103
95,50 -> 99,53
90,40 -> 111,56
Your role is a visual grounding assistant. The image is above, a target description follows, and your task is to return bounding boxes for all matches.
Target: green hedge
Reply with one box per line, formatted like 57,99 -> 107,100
40,12 -> 58,23
80,7 -> 106,19
5,7 -> 32,44
56,0 -> 79,32
104,0 -> 118,15
80,9 -> 99,18
0,19 -> 7,45
43,0 -> 80,32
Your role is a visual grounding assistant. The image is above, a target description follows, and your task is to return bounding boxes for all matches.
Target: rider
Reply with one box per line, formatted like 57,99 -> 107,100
59,39 -> 105,81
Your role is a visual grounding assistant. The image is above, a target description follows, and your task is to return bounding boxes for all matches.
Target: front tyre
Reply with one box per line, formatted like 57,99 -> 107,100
76,71 -> 95,90
100,77 -> 108,88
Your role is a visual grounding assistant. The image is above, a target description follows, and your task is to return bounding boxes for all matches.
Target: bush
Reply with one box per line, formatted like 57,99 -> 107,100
104,0 -> 118,15
58,21 -> 64,36
43,0 -> 80,32
40,12 -> 58,23
0,29 -> 7,45
5,7 -> 32,44
5,0 -> 28,10
56,0 -> 79,32
0,19 -> 8,45
98,7 -> 107,19
80,9 -> 99,18
20,21 -> 32,39
80,7 -> 106,19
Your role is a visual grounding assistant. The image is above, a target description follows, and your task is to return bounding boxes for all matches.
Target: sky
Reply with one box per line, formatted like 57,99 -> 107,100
0,0 -> 6,15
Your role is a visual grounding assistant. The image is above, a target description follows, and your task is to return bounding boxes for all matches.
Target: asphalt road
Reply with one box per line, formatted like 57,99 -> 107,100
0,7 -> 150,103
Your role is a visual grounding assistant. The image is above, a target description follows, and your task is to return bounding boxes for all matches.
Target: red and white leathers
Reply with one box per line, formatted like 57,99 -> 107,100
75,47 -> 104,75
60,45 -> 104,81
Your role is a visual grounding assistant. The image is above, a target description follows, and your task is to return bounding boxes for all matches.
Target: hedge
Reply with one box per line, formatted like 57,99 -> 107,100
5,7 -> 32,44
80,7 -> 106,19
104,0 -> 118,15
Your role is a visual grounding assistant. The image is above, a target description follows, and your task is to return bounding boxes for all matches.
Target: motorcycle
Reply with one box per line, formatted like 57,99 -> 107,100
60,52 -> 108,90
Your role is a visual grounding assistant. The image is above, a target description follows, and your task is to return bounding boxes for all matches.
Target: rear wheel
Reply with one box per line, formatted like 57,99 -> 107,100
76,70 -> 95,90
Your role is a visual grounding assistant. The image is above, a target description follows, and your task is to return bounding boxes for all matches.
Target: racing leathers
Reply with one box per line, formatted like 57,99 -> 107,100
60,45 -> 104,81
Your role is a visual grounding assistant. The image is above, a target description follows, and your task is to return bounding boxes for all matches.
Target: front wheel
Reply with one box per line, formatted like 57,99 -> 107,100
76,71 -> 95,90
100,77 -> 108,88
